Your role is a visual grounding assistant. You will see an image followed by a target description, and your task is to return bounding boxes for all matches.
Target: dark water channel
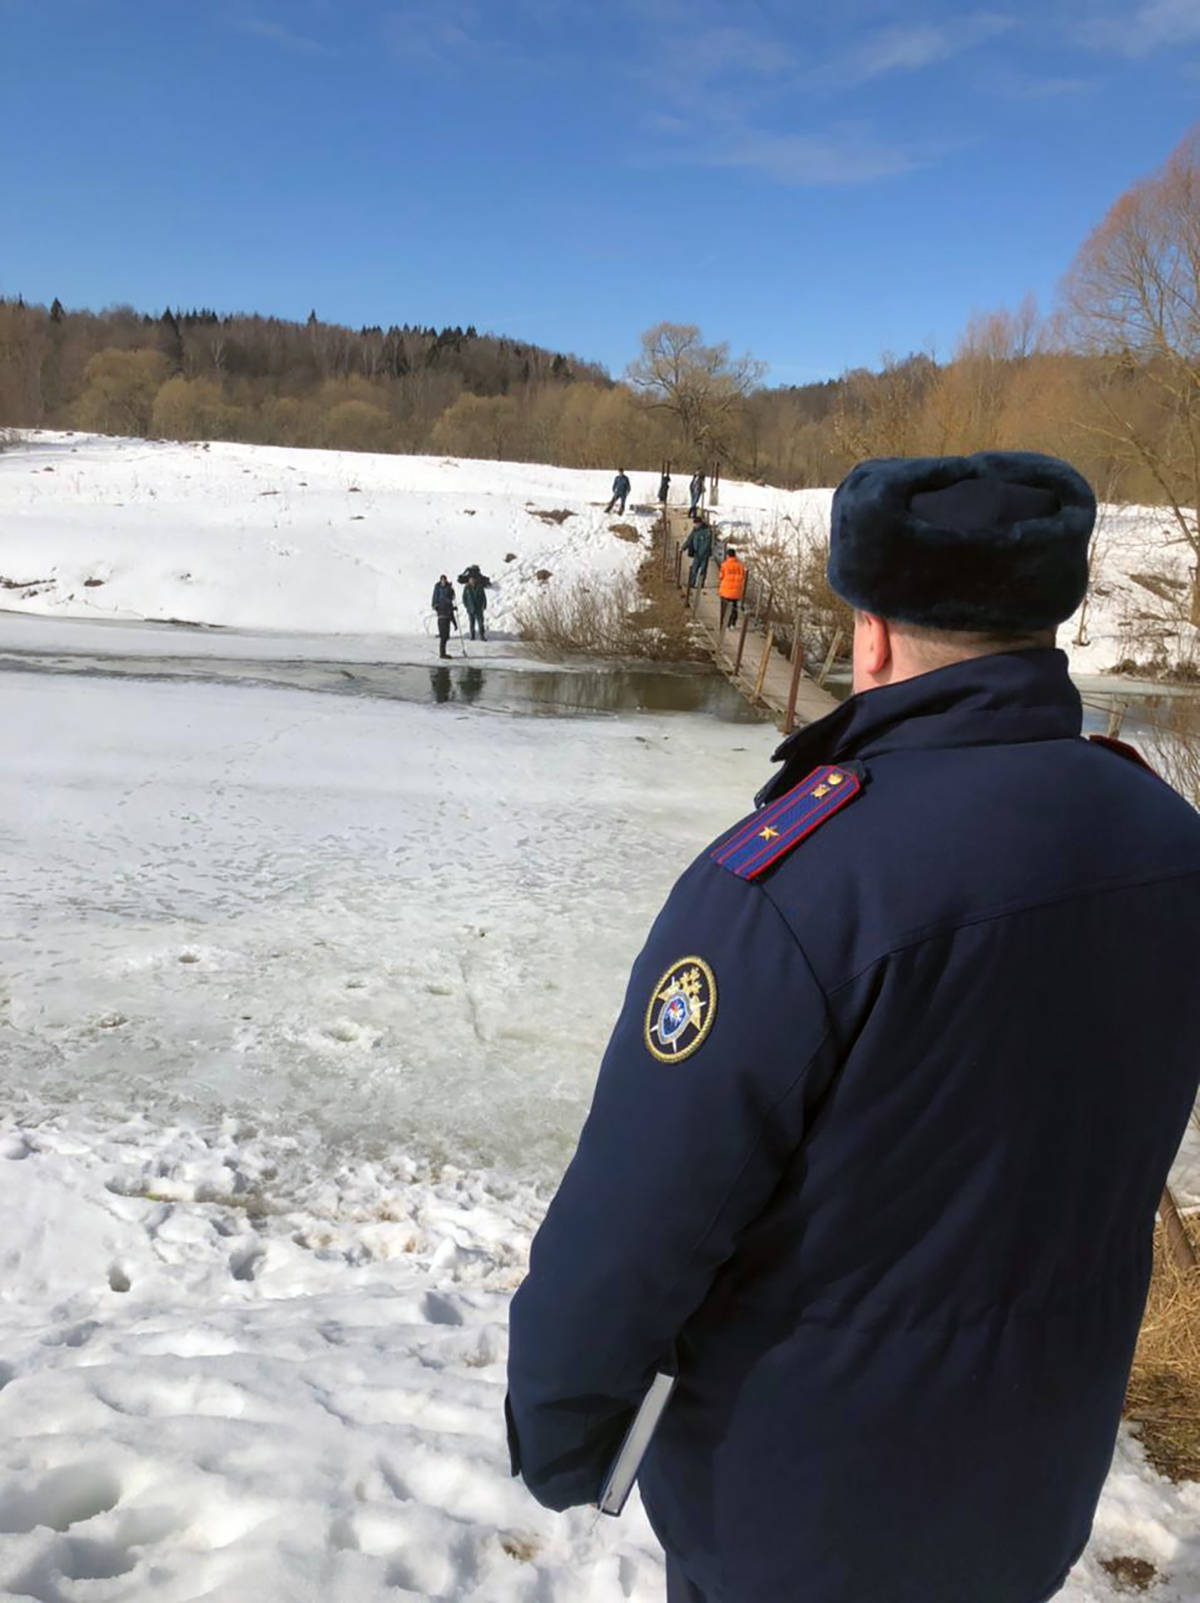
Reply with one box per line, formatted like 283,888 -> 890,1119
0,649 -> 768,723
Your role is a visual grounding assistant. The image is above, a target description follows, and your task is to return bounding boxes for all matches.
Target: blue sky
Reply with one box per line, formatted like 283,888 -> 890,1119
1,0 -> 1197,383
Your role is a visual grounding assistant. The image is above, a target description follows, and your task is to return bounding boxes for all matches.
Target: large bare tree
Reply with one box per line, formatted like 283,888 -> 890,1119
1061,127 -> 1200,621
625,322 -> 765,461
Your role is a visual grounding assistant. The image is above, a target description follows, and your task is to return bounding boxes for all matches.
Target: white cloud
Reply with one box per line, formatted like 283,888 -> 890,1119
644,115 -> 921,187
833,11 -> 1017,86
987,70 -> 1099,98
1082,0 -> 1200,56
714,125 -> 919,185
382,2 -> 485,63
230,15 -> 331,55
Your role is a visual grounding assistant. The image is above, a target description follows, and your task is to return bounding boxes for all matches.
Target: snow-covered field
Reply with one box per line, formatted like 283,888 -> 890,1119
1,431 -> 1197,678
1,433 -> 1197,1602
0,433 -> 655,643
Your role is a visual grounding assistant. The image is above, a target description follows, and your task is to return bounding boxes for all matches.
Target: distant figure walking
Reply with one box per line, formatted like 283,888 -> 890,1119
606,469 -> 631,515
689,469 -> 706,516
719,545 -> 745,629
462,571 -> 488,641
432,574 -> 459,659
658,469 -> 671,505
684,516 -> 714,592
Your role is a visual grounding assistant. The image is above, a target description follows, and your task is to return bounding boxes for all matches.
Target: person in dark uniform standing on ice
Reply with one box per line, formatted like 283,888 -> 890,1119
462,570 -> 488,641
505,452 -> 1200,1603
431,574 -> 458,659
607,469 -> 632,515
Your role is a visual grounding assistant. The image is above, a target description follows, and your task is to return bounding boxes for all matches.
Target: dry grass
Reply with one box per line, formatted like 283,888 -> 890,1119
529,508 -> 575,526
1124,1218 -> 1200,1482
1100,1556 -> 1160,1593
1152,692 -> 1200,808
515,519 -> 702,662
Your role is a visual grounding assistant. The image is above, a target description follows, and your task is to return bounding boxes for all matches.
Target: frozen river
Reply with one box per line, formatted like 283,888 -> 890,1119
1,616 -> 1196,1603
0,619 -> 776,1181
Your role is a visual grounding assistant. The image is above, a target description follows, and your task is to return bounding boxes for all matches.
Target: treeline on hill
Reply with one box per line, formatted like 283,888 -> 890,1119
0,292 -> 1178,506
0,129 -> 1196,536
0,302 -> 616,459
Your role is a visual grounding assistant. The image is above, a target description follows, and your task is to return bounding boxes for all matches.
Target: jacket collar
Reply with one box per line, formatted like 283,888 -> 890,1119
758,648 -> 1082,804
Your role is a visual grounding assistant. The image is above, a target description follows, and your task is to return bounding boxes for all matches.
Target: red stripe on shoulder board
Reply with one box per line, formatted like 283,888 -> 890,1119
712,765 -> 862,880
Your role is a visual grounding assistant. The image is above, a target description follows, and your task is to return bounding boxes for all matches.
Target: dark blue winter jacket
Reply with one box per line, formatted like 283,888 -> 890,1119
432,581 -> 455,612
462,580 -> 487,619
507,649 -> 1200,1603
685,524 -> 713,561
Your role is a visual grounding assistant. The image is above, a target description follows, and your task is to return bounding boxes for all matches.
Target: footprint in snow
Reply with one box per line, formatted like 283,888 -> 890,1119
421,1290 -> 464,1327
0,1463 -> 123,1536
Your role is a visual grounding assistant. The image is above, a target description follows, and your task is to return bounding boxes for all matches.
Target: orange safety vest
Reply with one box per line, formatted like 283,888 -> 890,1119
719,557 -> 745,600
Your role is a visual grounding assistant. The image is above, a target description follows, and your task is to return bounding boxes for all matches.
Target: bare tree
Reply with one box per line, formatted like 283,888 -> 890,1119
625,323 -> 765,460
1060,127 -> 1200,622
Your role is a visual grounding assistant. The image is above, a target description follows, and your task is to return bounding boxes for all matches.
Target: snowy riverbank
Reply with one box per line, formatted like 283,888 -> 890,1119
2,431 -> 1197,680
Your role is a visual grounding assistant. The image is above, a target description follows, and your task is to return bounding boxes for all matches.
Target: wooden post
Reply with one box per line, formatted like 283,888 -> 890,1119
790,604 -> 803,665
1107,700 -> 1127,738
1159,1185 -> 1199,1273
710,465 -> 720,508
674,540 -> 683,585
753,628 -> 775,703
733,607 -> 751,675
783,639 -> 804,734
817,628 -> 845,688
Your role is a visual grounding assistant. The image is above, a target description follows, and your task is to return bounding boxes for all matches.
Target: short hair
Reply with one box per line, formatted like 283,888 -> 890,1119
725,546 -> 737,556
888,619 -> 1055,669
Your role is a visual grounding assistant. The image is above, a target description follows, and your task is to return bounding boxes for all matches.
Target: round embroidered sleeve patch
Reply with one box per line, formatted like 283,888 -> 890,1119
644,957 -> 717,1063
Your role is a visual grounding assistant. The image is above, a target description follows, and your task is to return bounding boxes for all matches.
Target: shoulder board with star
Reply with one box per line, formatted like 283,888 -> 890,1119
711,763 -> 863,881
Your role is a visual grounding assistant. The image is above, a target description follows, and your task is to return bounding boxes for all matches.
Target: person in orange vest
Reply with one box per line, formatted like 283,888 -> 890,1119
718,545 -> 745,629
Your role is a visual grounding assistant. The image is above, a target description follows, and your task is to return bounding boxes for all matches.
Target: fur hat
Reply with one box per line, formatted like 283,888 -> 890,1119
827,452 -> 1096,633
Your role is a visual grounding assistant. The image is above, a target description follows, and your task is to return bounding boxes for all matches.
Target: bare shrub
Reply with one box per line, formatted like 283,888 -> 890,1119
515,573 -> 689,660
1152,691 -> 1200,805
0,428 -> 20,452
738,514 -> 854,669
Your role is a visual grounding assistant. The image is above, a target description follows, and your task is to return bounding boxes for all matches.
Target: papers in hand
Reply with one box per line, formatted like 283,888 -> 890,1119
597,1372 -> 677,1518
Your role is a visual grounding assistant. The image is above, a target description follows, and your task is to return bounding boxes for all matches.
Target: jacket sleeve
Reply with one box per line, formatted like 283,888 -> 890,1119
506,855 -> 837,1510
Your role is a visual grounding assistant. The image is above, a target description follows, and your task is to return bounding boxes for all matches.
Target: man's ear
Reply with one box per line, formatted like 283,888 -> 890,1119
858,612 -> 893,679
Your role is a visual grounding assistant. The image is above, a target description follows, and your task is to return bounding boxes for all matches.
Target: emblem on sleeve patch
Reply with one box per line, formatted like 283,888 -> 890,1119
712,764 -> 862,881
644,957 -> 717,1064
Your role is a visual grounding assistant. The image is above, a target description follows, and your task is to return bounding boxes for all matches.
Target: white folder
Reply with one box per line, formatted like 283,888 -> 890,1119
597,1372 -> 678,1517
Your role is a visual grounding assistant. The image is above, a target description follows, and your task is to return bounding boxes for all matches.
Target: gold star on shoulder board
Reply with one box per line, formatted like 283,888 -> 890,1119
759,825 -> 780,841
812,784 -> 831,799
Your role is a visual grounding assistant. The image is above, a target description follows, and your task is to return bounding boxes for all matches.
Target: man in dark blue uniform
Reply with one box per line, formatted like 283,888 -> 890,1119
506,453 -> 1200,1603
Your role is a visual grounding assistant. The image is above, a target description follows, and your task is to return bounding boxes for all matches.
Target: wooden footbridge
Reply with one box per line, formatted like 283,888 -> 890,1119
660,506 -> 842,733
